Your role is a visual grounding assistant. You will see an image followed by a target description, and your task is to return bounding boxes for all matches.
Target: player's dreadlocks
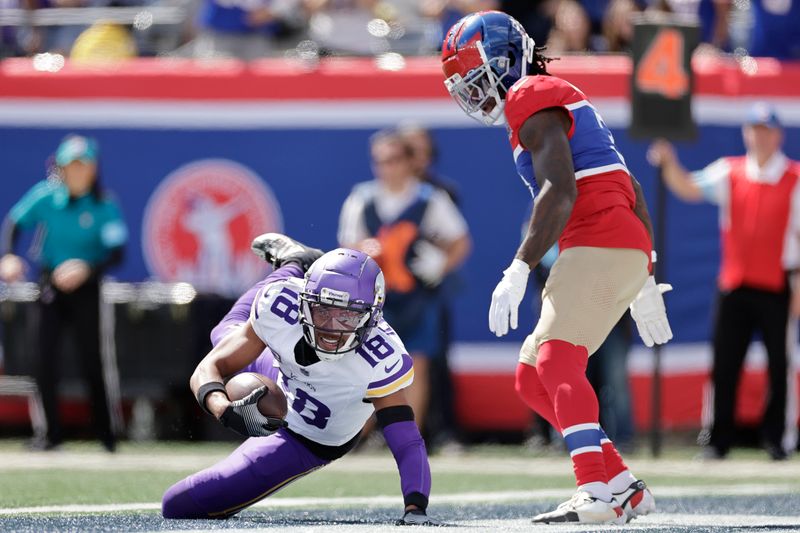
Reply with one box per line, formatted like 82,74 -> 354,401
528,44 -> 556,76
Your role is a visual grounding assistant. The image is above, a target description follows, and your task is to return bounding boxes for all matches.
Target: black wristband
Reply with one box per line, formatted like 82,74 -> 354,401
375,405 -> 414,429
197,381 -> 227,416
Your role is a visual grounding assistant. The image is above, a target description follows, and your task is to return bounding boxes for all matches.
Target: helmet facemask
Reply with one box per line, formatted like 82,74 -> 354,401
442,15 -> 536,126
444,41 -> 509,126
299,286 -> 381,361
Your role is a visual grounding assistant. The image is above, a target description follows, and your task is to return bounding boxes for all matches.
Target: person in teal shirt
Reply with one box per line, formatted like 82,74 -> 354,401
0,134 -> 127,452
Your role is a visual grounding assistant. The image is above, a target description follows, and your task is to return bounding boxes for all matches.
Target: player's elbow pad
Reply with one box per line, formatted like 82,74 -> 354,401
377,405 -> 431,511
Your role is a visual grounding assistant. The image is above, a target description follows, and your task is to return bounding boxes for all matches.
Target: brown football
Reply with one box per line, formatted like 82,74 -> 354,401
225,372 -> 288,419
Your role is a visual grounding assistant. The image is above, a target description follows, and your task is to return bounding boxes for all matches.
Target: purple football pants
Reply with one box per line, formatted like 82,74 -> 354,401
161,429 -> 329,518
163,265 -> 319,518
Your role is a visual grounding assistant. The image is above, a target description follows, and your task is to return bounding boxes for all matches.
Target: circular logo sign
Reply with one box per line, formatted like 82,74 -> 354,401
143,159 -> 282,296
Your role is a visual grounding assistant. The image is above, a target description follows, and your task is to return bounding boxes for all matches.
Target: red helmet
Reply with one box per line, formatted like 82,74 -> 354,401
441,11 -> 535,125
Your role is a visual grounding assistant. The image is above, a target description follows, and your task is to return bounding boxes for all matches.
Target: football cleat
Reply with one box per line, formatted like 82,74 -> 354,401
532,491 -> 626,525
614,480 -> 656,522
396,509 -> 437,526
250,233 -> 324,272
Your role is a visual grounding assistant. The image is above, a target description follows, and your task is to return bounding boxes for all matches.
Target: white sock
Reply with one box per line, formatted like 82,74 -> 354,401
609,470 -> 638,494
579,481 -> 613,503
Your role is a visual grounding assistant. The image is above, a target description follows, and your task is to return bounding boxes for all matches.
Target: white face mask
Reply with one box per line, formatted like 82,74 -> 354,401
444,42 -> 510,126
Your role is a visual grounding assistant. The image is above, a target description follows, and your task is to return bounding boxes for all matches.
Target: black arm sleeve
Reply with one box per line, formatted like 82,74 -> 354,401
1,216 -> 20,256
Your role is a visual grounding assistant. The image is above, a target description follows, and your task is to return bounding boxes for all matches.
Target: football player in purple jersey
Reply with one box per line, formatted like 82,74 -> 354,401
161,234 -> 434,525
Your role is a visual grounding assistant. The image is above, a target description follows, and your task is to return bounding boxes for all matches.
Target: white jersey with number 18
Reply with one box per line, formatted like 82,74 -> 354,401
249,276 -> 414,446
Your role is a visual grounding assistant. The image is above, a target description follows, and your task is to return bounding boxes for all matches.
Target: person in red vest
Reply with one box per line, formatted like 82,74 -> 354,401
649,102 -> 799,461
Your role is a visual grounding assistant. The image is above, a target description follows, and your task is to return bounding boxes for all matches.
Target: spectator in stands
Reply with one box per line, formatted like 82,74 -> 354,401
0,135 -> 127,452
500,0 -> 554,47
191,0 -> 300,59
545,0 -> 592,52
17,0 -> 85,56
304,0 -> 381,56
1,0 -> 24,58
648,102 -> 799,461
338,130 -> 471,440
646,0 -> 730,52
745,0 -> 800,59
421,0 -> 499,51
601,0 -> 640,52
70,22 -> 137,62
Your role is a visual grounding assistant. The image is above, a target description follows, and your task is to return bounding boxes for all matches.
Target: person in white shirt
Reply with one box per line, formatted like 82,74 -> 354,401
338,129 -> 471,436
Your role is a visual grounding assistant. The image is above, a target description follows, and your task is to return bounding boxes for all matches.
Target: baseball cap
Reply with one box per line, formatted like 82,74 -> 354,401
745,102 -> 782,129
55,135 -> 98,166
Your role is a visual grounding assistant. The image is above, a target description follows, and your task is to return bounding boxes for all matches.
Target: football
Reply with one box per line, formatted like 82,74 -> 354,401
225,372 -> 288,419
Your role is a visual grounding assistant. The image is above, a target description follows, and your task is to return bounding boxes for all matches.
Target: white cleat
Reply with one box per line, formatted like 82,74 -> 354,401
250,233 -> 323,271
532,491 -> 627,525
614,480 -> 656,522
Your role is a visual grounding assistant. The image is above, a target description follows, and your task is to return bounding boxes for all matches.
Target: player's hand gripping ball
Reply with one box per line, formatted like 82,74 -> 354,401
220,373 -> 288,437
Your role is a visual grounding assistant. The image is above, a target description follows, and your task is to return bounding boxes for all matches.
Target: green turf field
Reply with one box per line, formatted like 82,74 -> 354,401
1,440 -> 799,531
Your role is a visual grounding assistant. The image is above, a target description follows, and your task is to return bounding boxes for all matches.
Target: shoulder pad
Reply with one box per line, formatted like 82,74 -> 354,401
505,75 -> 584,132
250,278 -> 303,344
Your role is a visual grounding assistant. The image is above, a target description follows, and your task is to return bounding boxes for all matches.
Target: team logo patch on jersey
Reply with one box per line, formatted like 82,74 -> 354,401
142,159 -> 282,296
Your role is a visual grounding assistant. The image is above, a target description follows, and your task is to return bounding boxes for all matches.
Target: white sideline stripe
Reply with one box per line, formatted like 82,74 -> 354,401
636,513 -> 800,527
1,484 -> 795,516
1,96 -> 800,128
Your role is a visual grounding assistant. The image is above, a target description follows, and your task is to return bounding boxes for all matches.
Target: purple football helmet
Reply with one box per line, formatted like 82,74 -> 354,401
300,248 -> 385,360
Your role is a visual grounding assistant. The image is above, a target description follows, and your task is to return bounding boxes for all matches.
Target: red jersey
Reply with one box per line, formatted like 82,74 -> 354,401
504,75 -> 652,258
696,153 -> 800,292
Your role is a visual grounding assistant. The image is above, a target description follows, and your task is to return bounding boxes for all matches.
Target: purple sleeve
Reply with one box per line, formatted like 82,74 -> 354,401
382,420 -> 431,510
210,264 -> 305,347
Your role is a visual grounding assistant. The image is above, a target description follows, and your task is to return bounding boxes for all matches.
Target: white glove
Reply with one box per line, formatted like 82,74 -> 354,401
489,259 -> 530,337
409,240 -> 447,288
629,275 -> 673,347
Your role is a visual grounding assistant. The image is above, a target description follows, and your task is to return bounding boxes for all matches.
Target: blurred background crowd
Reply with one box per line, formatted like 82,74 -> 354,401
1,0 -> 798,61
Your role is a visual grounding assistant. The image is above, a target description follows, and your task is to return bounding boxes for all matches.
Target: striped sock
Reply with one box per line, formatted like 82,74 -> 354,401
563,423 -> 608,488
537,340 -> 608,488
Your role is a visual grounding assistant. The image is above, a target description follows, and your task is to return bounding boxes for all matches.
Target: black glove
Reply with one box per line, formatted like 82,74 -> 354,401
280,249 -> 324,272
250,233 -> 324,272
396,509 -> 436,526
219,386 -> 287,438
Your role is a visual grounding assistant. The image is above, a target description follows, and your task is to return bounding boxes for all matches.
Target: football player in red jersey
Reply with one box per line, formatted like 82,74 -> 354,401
441,11 -> 673,524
